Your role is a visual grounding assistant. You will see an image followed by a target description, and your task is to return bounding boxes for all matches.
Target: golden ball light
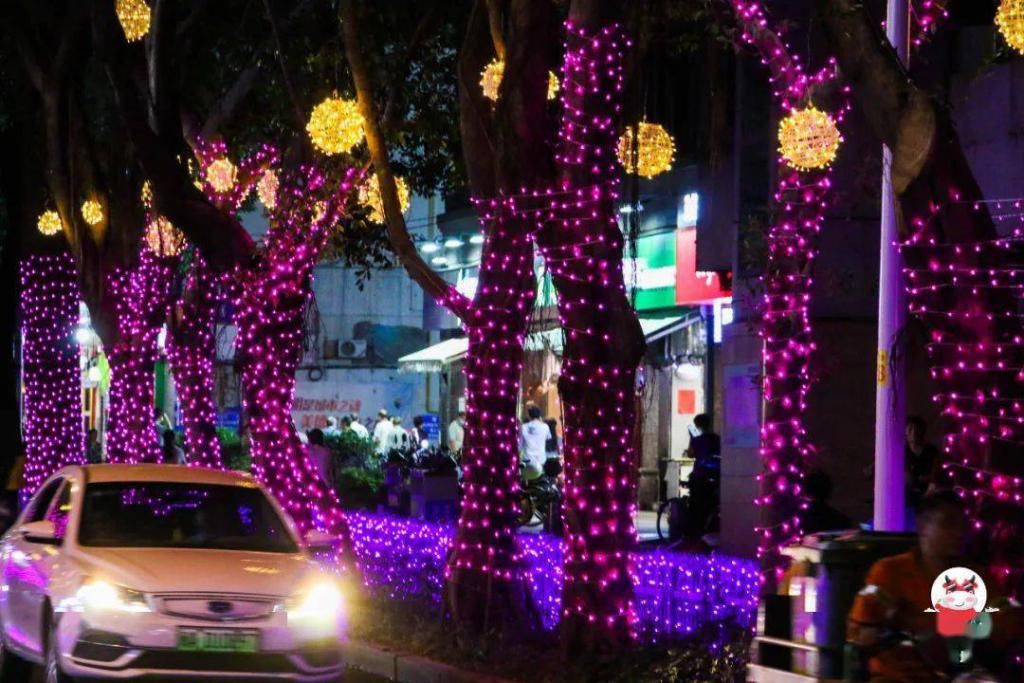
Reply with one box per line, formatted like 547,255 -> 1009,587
257,170 -> 279,209
116,0 -> 151,42
37,210 -> 63,237
81,199 -> 104,226
996,0 -> 1024,54
480,58 -> 560,102
206,157 -> 237,193
360,175 -> 410,223
141,180 -> 153,208
617,122 -> 676,178
306,97 -> 365,155
145,217 -> 185,258
777,105 -> 842,172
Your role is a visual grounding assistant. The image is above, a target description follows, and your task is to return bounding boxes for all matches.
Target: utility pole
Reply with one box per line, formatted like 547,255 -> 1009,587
873,0 -> 909,531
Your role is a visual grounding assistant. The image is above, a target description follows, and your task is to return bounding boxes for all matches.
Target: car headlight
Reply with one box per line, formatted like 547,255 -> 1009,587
74,580 -> 151,613
287,580 -> 344,624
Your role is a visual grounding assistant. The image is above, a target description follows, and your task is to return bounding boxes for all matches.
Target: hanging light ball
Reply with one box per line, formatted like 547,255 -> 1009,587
257,170 -> 279,209
480,58 -> 560,102
116,0 -> 151,42
360,175 -> 410,223
306,96 -> 365,155
81,199 -> 104,226
206,157 -> 237,193
996,0 -> 1024,54
617,122 -> 676,178
37,210 -> 63,237
547,72 -> 560,101
480,58 -> 504,102
141,180 -> 153,208
777,105 -> 842,172
145,216 -> 184,258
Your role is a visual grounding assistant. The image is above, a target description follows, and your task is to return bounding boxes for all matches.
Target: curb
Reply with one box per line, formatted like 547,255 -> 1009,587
344,639 -> 516,683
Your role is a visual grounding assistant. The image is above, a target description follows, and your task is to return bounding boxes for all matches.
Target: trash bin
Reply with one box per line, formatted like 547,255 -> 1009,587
749,530 -> 917,681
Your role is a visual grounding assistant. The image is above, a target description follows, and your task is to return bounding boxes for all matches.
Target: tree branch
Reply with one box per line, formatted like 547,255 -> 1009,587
340,0 -> 471,321
379,3 -> 443,137
816,0 -> 935,194
485,0 -> 507,60
457,0 -> 499,197
261,0 -> 306,132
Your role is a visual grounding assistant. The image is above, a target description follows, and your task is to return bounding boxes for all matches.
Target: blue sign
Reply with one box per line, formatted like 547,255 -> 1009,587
218,408 -> 241,430
420,414 -> 440,443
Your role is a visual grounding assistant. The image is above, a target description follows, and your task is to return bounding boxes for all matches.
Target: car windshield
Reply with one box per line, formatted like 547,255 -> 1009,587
78,482 -> 299,553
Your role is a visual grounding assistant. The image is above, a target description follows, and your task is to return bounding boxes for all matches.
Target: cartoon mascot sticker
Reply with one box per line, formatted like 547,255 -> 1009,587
926,567 -> 998,638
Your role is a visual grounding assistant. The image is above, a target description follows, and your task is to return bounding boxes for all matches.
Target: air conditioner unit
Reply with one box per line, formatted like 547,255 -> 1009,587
338,338 -> 368,359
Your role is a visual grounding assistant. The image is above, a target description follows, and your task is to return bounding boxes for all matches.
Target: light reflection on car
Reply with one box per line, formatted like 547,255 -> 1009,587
0,464 -> 345,682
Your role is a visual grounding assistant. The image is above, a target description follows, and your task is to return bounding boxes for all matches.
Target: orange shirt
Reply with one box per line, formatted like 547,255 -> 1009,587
848,551 -> 1022,682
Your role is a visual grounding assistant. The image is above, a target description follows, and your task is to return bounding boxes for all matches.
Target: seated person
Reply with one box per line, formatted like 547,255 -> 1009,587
802,469 -> 855,535
847,491 -> 1022,682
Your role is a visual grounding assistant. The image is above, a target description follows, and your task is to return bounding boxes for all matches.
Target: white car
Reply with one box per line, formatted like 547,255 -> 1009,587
0,464 -> 346,682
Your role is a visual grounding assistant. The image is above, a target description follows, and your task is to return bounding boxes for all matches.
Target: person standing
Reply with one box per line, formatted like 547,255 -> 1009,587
905,415 -> 940,510
348,413 -> 370,439
447,410 -> 466,455
386,416 -> 411,453
160,430 -> 185,465
519,407 -> 551,480
687,413 -> 721,470
544,418 -> 560,460
307,428 -> 333,487
86,428 -> 103,464
373,409 -> 393,455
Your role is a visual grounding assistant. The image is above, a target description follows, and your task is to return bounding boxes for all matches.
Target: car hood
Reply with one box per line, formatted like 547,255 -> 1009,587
70,547 -> 315,596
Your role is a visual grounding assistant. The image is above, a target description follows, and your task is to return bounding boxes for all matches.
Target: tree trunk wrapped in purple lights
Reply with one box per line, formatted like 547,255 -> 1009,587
532,20 -> 646,648
234,163 -> 359,547
445,205 -> 537,631
19,253 -> 85,495
105,248 -> 177,464
730,0 -> 849,579
167,255 -> 224,468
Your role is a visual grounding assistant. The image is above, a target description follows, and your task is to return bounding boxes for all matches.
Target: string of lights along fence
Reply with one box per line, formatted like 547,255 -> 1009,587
19,253 -> 85,497
731,0 -> 848,580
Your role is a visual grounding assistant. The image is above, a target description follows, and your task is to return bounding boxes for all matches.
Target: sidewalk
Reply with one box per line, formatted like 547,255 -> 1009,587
345,639 -> 515,683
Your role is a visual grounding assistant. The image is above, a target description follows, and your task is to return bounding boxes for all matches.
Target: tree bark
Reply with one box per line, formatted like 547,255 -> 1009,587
533,2 -> 645,652
168,256 -> 224,468
818,0 -> 1024,594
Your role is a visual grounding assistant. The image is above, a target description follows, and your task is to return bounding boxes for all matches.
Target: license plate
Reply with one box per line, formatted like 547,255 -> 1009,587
177,628 -> 259,653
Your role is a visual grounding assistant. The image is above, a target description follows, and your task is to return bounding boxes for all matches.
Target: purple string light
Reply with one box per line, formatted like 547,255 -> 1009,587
349,511 -> 759,640
19,253 -> 85,497
731,1 -> 850,579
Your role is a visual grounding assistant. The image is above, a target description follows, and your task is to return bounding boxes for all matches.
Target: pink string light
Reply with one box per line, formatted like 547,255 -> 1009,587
232,158 -> 359,560
19,253 -> 85,497
731,1 -> 850,579
167,254 -> 225,468
106,246 -> 176,464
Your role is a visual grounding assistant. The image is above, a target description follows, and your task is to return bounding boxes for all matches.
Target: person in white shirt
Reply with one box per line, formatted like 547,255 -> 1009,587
519,407 -> 551,480
323,416 -> 341,437
447,410 -> 466,455
386,416 -> 411,453
373,409 -> 393,455
348,413 -> 370,439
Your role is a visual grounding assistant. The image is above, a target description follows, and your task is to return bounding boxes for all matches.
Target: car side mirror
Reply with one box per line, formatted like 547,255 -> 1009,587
304,529 -> 337,555
20,520 -> 60,546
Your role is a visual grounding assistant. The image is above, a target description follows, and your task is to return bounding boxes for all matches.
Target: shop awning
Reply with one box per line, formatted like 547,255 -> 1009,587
396,337 -> 470,373
398,314 -> 699,373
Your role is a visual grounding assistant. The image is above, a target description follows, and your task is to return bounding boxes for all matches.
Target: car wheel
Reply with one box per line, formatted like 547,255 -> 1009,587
0,633 -> 31,681
44,615 -> 75,683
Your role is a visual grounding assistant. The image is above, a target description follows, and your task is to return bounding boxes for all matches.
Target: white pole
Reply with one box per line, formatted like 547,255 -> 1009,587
873,0 -> 910,532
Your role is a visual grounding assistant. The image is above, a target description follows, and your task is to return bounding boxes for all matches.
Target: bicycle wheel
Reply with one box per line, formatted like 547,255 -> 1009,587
517,492 -> 537,527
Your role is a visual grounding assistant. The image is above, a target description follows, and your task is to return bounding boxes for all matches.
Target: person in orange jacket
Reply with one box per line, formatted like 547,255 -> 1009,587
847,491 -> 1022,682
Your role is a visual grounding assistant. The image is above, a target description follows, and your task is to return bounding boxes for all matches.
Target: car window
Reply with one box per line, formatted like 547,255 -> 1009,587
24,478 -> 64,524
78,482 -> 299,553
46,483 -> 73,540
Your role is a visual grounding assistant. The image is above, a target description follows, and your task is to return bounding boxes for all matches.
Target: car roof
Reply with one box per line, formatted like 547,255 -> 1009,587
70,464 -> 258,487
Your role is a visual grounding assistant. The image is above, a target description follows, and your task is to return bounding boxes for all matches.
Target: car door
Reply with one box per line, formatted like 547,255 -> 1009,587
1,477 -> 63,657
